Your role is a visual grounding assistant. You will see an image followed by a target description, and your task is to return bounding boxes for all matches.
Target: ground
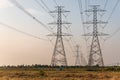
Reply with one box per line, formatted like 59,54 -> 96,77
0,67 -> 120,80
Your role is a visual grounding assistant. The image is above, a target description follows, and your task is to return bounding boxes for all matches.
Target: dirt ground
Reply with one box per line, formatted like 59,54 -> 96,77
0,68 -> 120,80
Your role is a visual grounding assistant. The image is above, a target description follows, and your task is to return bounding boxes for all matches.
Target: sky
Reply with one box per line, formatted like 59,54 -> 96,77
0,0 -> 120,66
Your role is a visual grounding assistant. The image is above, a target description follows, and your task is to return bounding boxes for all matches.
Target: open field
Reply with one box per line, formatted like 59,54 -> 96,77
0,67 -> 120,80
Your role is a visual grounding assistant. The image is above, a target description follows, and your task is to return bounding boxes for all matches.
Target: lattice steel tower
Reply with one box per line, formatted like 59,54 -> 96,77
49,6 -> 71,66
84,5 -> 108,66
75,45 -> 81,66
74,45 -> 87,66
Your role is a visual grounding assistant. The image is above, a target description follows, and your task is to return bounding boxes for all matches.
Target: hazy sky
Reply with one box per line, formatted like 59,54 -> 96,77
0,0 -> 120,66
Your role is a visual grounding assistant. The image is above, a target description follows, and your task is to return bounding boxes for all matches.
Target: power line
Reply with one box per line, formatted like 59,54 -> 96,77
53,0 -> 58,6
10,0 -> 54,33
0,22 -> 48,41
78,0 -> 87,38
104,27 -> 120,41
47,36 -> 55,48
99,0 -> 120,43
34,0 -> 48,12
63,30 -> 76,53
101,0 -> 120,43
78,0 -> 89,55
104,0 -> 108,9
103,0 -> 120,29
85,0 -> 88,10
40,0 -> 50,11
62,14 -> 76,52
78,0 -> 85,38
62,13 -> 77,47
34,0 -> 55,19
64,37 -> 74,53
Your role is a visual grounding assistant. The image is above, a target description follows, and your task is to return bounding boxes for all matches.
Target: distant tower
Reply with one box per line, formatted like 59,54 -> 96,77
75,45 -> 81,66
48,6 -> 71,66
75,45 -> 87,66
83,5 -> 108,66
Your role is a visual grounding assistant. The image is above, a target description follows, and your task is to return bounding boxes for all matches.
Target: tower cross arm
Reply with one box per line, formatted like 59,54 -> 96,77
83,21 -> 108,24
48,22 -> 71,25
47,33 -> 72,36
50,10 -> 70,13
82,32 -> 109,36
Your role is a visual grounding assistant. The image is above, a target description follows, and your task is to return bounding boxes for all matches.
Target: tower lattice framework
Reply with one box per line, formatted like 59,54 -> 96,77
49,6 -> 71,66
74,45 -> 87,66
84,5 -> 108,66
75,45 -> 81,66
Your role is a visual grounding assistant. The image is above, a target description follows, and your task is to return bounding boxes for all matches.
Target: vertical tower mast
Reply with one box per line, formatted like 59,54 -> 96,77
75,45 -> 81,66
83,5 -> 108,66
49,6 -> 71,66
74,45 -> 87,66
89,5 -> 103,66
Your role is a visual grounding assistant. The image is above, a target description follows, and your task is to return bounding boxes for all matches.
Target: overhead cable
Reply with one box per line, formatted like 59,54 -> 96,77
10,0 -> 54,33
0,22 -> 48,41
103,0 -> 120,29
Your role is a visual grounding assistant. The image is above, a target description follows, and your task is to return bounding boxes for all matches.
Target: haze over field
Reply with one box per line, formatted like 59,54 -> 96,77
0,0 -> 120,66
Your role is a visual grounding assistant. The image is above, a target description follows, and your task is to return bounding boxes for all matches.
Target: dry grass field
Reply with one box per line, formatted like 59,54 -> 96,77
0,67 -> 120,80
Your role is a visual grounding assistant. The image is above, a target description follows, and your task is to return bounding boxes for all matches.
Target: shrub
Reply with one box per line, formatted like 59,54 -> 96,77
39,70 -> 47,77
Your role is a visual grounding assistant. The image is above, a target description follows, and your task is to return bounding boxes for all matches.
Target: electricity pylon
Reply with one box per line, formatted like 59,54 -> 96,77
74,45 -> 87,66
83,5 -> 108,66
75,45 -> 81,66
48,6 -> 71,66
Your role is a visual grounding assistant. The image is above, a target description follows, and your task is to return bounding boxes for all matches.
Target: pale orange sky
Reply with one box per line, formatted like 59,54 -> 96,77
0,0 -> 119,66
